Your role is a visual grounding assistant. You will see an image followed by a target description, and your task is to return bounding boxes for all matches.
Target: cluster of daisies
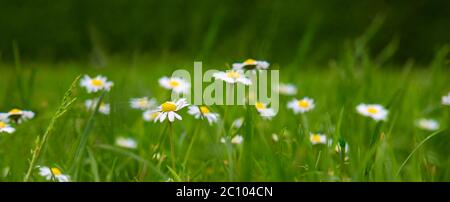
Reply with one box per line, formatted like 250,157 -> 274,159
0,108 -> 34,135
34,60 -> 449,182
80,75 -> 114,115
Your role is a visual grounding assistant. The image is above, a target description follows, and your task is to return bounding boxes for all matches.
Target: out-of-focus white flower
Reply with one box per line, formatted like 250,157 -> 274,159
0,113 -> 8,121
232,59 -> 269,72
276,83 -> 297,96
356,103 -> 388,121
310,133 -> 327,145
0,120 -> 15,134
115,137 -> 137,149
231,135 -> 244,145
442,92 -> 450,106
254,102 -> 276,120
220,137 -> 227,144
130,97 -> 157,110
287,97 -> 315,114
213,70 -> 252,85
232,117 -> 244,129
85,99 -> 110,115
153,98 -> 189,123
416,118 -> 439,131
187,106 -> 219,125
159,76 -> 190,94
6,108 -> 34,123
80,75 -> 113,93
143,110 -> 160,122
272,134 -> 279,142
37,166 -> 70,182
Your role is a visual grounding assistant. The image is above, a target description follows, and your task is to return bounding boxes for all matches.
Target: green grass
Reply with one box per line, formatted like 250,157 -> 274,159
0,52 -> 449,182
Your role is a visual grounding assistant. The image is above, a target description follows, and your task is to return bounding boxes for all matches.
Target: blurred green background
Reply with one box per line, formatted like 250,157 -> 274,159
0,0 -> 449,64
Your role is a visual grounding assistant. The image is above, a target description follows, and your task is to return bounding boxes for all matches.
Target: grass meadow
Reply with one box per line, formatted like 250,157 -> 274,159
1,42 -> 449,182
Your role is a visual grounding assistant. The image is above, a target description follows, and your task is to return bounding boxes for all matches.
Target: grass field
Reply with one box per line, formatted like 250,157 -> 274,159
0,47 -> 449,182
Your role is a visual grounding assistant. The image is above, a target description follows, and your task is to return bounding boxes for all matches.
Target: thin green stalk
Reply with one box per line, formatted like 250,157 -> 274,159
168,122 -> 176,169
71,91 -> 106,179
23,76 -> 79,182
183,121 -> 201,166
396,129 -> 443,177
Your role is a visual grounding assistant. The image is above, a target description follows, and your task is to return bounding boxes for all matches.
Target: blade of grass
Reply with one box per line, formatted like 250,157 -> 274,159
71,90 -> 106,180
23,76 -> 80,182
396,129 -> 443,177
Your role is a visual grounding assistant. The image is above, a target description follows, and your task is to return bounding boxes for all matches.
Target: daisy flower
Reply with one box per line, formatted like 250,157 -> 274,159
0,119 -> 15,134
159,76 -> 190,94
85,99 -> 110,115
6,108 -> 35,123
356,103 -> 388,121
231,135 -> 244,145
80,75 -> 113,93
276,83 -> 297,96
287,97 -> 315,114
0,113 -> 8,120
130,97 -> 157,110
213,70 -> 252,85
37,166 -> 70,182
115,137 -> 137,149
442,92 -> 450,105
187,105 -> 219,125
232,59 -> 270,71
310,133 -> 327,145
255,102 -> 276,120
143,110 -> 161,122
153,98 -> 189,123
416,118 -> 439,131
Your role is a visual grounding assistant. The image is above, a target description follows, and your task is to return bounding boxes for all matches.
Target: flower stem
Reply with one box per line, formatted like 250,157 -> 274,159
168,122 -> 176,169
183,121 -> 201,166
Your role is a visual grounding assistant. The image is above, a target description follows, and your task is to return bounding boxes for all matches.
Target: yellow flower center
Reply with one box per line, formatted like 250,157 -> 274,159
0,122 -> 6,128
297,100 -> 310,108
138,99 -> 148,107
243,59 -> 257,65
91,79 -> 104,87
9,108 -> 22,115
169,80 -> 180,87
226,71 -> 241,79
311,135 -> 322,143
161,102 -> 177,112
367,107 -> 378,114
199,106 -> 210,114
51,168 -> 62,176
255,102 -> 265,110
